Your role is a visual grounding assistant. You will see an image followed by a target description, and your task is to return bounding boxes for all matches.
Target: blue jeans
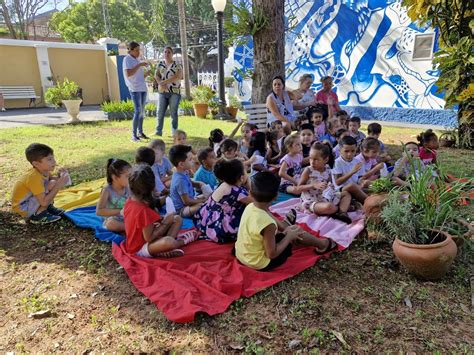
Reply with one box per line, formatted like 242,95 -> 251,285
130,91 -> 147,137
156,92 -> 181,135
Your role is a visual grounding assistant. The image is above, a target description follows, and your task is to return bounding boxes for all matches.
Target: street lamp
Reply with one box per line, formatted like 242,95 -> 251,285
212,0 -> 231,120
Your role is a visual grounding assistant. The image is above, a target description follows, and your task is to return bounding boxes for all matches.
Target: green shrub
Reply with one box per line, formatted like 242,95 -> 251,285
145,102 -> 157,111
0,27 -> 9,35
179,99 -> 194,111
101,100 -> 134,113
228,95 -> 243,109
224,76 -> 234,87
191,85 -> 215,104
368,177 -> 393,194
44,78 -> 80,107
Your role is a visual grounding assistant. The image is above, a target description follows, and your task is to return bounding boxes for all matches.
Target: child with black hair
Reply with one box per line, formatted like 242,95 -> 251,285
235,171 -> 338,271
307,107 -> 326,141
355,137 -> 386,188
219,138 -> 240,159
135,146 -> 167,195
299,143 -> 352,223
239,122 -> 255,156
96,159 -> 132,232
269,120 -> 286,152
332,135 -> 367,203
194,159 -> 252,243
348,116 -> 366,146
149,139 -> 173,188
209,122 -> 243,155
12,143 -> 70,224
392,142 -> 424,186
320,119 -> 342,147
194,147 -> 218,189
169,144 -> 206,217
124,164 -> 197,258
299,123 -> 315,165
417,129 -> 439,166
367,122 -> 391,163
332,128 -> 349,159
279,134 -> 305,194
335,110 -> 349,128
266,130 -> 282,165
247,131 -> 270,175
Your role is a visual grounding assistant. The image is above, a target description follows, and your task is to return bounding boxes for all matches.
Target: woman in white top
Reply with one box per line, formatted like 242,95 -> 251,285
266,76 -> 297,134
291,74 -> 316,110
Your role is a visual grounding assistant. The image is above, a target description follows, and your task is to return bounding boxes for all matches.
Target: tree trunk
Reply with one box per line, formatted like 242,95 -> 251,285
0,0 -> 18,39
251,0 -> 285,104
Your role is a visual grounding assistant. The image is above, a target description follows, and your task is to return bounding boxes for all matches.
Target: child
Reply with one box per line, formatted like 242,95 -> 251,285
209,122 -> 243,155
11,143 -> 70,224
348,116 -> 366,147
392,142 -> 424,186
269,120 -> 286,152
367,123 -> 391,163
194,147 -> 218,189
235,171 -> 338,271
149,139 -> 173,187
332,128 -> 349,159
266,130 -> 282,165
355,138 -> 386,188
279,134 -> 304,194
299,143 -> 352,223
169,144 -> 206,217
173,129 -> 188,146
135,146 -> 167,195
247,131 -> 270,175
299,123 -> 315,165
219,138 -> 240,160
320,119 -> 342,148
124,164 -> 197,258
417,129 -> 439,166
194,159 -> 252,243
239,122 -> 254,156
335,110 -> 349,128
307,107 -> 326,141
96,159 -> 131,232
332,136 -> 367,203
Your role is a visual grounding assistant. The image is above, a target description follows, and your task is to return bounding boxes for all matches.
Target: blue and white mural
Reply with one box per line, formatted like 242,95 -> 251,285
229,0 -> 456,125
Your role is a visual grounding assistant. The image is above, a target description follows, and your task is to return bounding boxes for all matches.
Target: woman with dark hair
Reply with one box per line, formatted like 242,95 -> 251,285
266,75 -> 297,134
154,46 -> 183,137
123,41 -> 150,142
315,76 -> 341,119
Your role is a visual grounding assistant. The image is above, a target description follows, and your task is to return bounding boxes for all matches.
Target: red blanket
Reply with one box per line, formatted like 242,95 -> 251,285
112,239 -> 343,323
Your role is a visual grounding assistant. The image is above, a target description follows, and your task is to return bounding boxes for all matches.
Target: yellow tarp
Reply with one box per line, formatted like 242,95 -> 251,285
55,179 -> 106,211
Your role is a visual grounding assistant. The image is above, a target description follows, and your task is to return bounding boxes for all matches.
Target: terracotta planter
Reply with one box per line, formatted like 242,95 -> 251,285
392,231 -> 457,280
63,99 -> 82,123
226,106 -> 238,119
193,103 -> 208,118
363,193 -> 388,222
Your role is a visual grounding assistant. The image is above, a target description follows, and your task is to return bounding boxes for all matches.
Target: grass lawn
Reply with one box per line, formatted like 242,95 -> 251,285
0,116 -> 473,352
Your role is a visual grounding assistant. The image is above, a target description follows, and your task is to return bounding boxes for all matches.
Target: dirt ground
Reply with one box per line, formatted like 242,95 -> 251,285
1,209 -> 472,353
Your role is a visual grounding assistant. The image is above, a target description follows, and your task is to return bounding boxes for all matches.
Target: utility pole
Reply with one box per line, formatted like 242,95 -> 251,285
177,0 -> 191,98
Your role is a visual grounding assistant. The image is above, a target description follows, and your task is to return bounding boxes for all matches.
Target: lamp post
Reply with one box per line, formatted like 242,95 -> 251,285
212,0 -> 231,120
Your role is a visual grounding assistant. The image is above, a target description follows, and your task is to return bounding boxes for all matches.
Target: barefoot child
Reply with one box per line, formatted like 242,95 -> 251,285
96,159 -> 131,232
235,172 -> 338,271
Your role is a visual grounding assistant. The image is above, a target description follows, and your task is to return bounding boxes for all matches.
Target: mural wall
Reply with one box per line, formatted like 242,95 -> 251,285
229,0 -> 456,125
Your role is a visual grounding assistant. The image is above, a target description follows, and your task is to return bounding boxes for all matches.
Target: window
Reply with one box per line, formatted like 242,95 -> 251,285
412,33 -> 435,61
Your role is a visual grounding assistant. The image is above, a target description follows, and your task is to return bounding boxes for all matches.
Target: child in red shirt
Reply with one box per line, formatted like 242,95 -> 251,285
124,164 -> 198,258
417,129 -> 439,166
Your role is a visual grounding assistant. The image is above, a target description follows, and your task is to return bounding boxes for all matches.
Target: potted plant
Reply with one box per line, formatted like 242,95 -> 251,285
101,100 -> 134,120
178,99 -> 194,116
227,95 -> 242,120
191,85 -> 214,118
44,78 -> 82,123
145,102 -> 157,117
363,176 -> 394,222
380,164 -> 466,280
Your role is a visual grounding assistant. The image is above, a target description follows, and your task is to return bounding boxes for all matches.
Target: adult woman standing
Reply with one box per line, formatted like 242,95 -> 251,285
291,74 -> 316,110
154,46 -> 183,136
266,76 -> 297,134
123,41 -> 150,142
315,76 -> 341,118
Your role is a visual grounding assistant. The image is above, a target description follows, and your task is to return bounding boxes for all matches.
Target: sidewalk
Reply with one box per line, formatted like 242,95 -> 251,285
0,106 -> 106,129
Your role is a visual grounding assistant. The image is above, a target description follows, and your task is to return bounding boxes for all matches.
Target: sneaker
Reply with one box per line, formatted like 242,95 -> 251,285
154,132 -> 162,137
29,210 -> 61,224
0,108 -> 6,112
47,204 -> 65,216
138,133 -> 149,140
131,136 -> 141,142
177,230 -> 200,245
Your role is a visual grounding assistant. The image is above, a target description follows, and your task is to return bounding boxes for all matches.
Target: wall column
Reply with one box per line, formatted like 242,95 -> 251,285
34,45 -> 53,100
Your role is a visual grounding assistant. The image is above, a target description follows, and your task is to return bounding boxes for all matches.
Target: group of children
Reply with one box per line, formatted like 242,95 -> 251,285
12,114 -> 441,271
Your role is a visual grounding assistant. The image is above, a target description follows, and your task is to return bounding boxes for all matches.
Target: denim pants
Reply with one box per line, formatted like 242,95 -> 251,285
130,91 -> 147,137
156,92 -> 181,135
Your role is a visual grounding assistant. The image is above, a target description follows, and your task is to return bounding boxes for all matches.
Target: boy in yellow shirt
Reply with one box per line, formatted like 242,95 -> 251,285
235,171 -> 337,271
12,143 -> 70,224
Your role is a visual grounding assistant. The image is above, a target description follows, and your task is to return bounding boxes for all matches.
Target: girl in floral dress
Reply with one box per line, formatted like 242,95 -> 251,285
193,159 -> 252,243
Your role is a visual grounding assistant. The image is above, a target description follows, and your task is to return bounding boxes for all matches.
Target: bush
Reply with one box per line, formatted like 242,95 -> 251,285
224,76 -> 234,88
228,95 -> 243,109
145,102 -> 157,112
44,78 -> 80,108
101,100 -> 134,113
191,85 -> 215,104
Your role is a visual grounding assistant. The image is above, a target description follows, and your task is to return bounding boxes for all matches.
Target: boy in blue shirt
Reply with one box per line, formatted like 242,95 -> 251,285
194,148 -> 218,189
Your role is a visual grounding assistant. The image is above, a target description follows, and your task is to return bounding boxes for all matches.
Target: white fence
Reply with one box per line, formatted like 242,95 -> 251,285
197,71 -> 217,90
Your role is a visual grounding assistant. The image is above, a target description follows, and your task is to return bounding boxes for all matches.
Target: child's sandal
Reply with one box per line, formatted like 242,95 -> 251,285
283,208 -> 297,226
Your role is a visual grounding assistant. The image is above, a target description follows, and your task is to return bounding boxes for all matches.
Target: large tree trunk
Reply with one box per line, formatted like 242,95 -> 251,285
251,0 -> 285,104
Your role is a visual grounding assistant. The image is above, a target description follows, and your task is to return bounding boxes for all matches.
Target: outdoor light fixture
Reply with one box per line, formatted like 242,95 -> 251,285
212,0 -> 231,120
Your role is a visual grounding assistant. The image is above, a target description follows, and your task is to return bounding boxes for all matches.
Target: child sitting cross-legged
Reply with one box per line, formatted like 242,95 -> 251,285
278,134 -> 304,194
246,131 -> 272,175
123,164 -> 197,258
209,122 -> 243,155
194,147 -> 218,189
96,159 -> 132,232
355,137 -> 387,188
348,116 -> 366,147
169,144 -> 206,217
299,143 -> 352,224
367,123 -> 391,163
235,172 -> 338,271
194,159 -> 253,243
148,139 -> 173,188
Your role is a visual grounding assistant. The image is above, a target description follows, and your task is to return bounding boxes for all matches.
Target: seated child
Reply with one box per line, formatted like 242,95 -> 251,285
307,107 -> 326,141
209,122 -> 243,155
239,122 -> 254,156
268,120 -> 286,153
299,143 -> 352,223
11,143 -> 70,224
173,129 -> 198,171
335,110 -> 349,128
348,116 -> 366,147
194,147 -> 218,189
247,131 -> 271,175
124,164 -> 197,258
96,159 -> 131,232
393,142 -> 425,186
332,136 -> 367,203
299,123 -> 315,166
278,134 -> 304,194
320,119 -> 342,148
169,144 -> 206,217
149,139 -> 173,188
219,138 -> 240,159
332,128 -> 349,159
135,146 -> 167,196
355,138 -> 386,188
367,123 -> 391,163
417,129 -> 439,166
266,130 -> 282,165
235,171 -> 338,271
194,159 -> 252,243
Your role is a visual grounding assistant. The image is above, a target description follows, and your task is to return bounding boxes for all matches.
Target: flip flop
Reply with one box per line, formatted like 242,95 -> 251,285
283,208 -> 297,226
314,239 -> 338,255
331,212 -> 352,224
155,249 -> 184,258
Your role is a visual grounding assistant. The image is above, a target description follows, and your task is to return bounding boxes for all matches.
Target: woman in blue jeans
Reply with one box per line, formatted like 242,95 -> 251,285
123,41 -> 150,141
155,46 -> 183,136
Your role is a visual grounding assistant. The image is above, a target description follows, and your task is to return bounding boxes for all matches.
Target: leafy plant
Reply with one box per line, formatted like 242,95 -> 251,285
224,76 -> 234,88
179,98 -> 194,113
44,78 -> 80,107
228,95 -> 243,110
100,100 -> 134,113
191,85 -> 215,104
368,176 -> 394,194
145,102 -> 156,112
224,1 -> 268,46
